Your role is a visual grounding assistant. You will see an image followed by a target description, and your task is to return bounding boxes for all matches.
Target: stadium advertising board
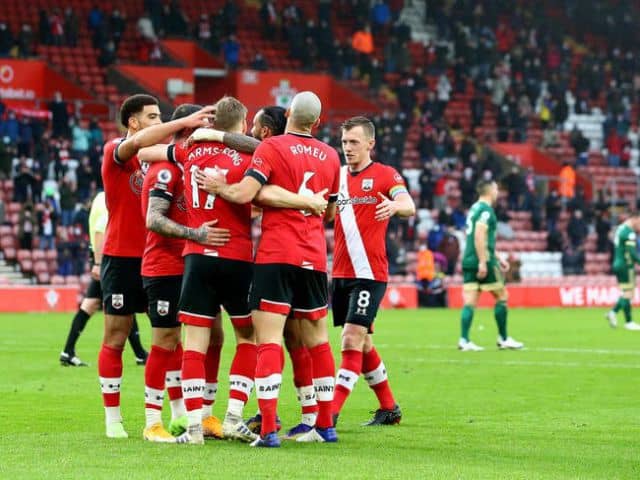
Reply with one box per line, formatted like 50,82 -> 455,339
0,59 -> 45,105
0,286 -> 79,312
448,284 -> 638,307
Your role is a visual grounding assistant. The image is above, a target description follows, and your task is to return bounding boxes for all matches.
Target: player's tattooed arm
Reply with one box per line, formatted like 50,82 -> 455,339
187,128 -> 260,154
222,132 -> 260,153
147,196 -> 231,246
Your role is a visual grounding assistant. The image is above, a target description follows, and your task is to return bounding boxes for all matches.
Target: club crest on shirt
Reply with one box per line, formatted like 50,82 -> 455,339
112,294 -> 124,309
130,169 -> 144,195
157,300 -> 170,316
362,178 -> 374,191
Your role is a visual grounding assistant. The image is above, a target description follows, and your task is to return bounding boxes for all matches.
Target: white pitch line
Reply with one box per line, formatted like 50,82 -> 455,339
376,344 -> 640,356
409,358 -> 640,369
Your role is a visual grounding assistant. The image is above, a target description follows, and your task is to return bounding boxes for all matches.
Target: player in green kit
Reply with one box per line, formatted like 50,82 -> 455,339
458,179 -> 524,351
606,215 -> 640,330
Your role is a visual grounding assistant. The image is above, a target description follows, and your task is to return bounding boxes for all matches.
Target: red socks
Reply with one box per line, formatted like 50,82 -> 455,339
309,342 -> 336,429
289,346 -> 319,423
144,345 -> 172,411
255,343 -> 283,436
98,344 -> 123,408
332,349 -> 363,415
181,349 -> 206,414
362,347 -> 396,410
229,343 -> 257,403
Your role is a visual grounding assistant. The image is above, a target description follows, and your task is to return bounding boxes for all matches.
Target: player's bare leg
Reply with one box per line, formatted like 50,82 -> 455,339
459,289 -> 483,351
492,289 -> 523,349
251,311 -> 286,447
143,326 -> 181,442
223,324 -> 259,442
361,334 -> 402,426
99,313 -> 133,438
295,316 -> 337,443
281,318 -> 317,439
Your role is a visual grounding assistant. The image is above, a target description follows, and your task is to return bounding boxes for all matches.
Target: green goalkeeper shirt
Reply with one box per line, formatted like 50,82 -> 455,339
462,200 -> 497,269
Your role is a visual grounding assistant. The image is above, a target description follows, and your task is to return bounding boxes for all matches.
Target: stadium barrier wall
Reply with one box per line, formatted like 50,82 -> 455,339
0,59 -> 100,113
0,286 -> 80,312
447,284 -> 633,307
0,284 -> 417,312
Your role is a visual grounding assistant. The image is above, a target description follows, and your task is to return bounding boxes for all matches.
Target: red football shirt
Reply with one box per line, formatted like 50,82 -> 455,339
101,138 -> 147,257
170,142 -> 253,261
246,133 -> 341,272
332,162 -> 408,282
140,161 -> 187,277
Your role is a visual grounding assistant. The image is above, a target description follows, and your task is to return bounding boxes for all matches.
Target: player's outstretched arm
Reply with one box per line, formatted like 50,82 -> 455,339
188,128 -> 260,154
147,196 -> 231,246
375,192 -> 416,221
256,186 -> 328,216
116,106 -> 214,163
138,144 -> 170,164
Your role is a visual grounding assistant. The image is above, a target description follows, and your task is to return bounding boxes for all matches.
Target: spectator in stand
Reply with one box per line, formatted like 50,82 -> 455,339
222,35 -> 240,69
17,203 -> 35,249
88,5 -> 104,37
222,0 -> 239,35
110,9 -> 126,50
0,137 -> 12,179
64,8 -> 79,47
260,1 -> 279,39
459,167 -> 476,209
164,0 -> 189,37
71,119 -> 90,159
495,198 -> 515,240
137,11 -> 157,42
1,110 -> 19,145
569,124 -> 590,166
418,162 -> 433,209
567,209 -> 588,249
503,166 -> 525,211
545,189 -> 562,233
76,156 -> 93,202
0,23 -> 13,57
595,210 -> 612,254
558,162 -> 576,205
17,117 -> 33,158
195,13 -> 212,49
98,40 -> 117,67
371,0 -> 391,36
251,52 -> 268,71
59,178 -> 77,227
606,127 -> 624,167
49,92 -> 70,139
17,24 -> 33,58
351,24 -> 374,74
38,200 -> 57,250
39,10 -> 52,45
436,74 -> 452,118
470,92 -> 485,130
438,225 -> 460,275
562,245 -> 585,275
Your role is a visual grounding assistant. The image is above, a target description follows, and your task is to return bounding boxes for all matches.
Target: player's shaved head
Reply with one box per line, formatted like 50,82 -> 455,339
289,91 -> 322,129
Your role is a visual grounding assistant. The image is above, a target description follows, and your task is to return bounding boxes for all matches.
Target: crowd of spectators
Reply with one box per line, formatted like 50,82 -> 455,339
1,0 -> 640,289
0,92 -> 103,277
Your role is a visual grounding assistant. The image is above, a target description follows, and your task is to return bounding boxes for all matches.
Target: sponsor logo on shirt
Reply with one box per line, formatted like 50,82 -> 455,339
335,192 -> 378,212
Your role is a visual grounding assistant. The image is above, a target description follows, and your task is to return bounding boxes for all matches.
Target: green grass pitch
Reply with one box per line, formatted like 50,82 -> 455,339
1,307 -> 639,479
